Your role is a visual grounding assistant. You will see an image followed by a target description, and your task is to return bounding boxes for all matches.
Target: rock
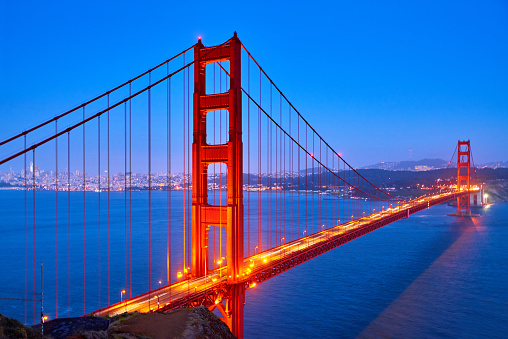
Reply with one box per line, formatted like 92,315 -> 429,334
31,317 -> 109,339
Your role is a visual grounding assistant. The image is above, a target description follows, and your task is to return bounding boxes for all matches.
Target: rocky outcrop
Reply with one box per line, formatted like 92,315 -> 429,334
15,307 -> 235,339
182,307 -> 235,339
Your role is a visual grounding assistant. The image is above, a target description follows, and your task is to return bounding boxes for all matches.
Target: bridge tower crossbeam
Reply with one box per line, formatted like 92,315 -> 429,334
191,33 -> 244,338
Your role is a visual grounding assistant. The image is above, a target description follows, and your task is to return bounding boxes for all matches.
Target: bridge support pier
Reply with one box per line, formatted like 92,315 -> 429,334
225,284 -> 245,338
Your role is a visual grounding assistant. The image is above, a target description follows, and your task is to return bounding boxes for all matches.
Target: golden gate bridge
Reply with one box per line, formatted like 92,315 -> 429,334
0,33 -> 478,338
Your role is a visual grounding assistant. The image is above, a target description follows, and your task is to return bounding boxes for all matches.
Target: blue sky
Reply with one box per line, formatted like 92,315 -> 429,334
1,0 -> 507,170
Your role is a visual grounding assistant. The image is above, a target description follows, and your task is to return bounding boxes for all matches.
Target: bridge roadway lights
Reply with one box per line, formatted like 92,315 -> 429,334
191,33 -> 245,338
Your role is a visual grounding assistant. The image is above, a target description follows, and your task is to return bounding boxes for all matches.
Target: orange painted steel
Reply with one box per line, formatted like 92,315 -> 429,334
456,140 -> 471,215
191,33 -> 244,338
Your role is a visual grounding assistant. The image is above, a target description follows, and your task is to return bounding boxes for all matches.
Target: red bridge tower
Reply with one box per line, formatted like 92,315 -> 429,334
456,140 -> 471,216
191,33 -> 244,337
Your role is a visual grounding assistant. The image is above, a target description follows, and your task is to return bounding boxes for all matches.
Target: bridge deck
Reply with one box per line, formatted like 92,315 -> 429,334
92,189 -> 475,317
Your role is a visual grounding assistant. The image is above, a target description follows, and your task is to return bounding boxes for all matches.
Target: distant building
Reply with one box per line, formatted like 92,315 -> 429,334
470,186 -> 485,207
415,165 -> 434,171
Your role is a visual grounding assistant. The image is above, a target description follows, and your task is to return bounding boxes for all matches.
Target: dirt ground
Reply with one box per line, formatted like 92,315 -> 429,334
111,310 -> 193,339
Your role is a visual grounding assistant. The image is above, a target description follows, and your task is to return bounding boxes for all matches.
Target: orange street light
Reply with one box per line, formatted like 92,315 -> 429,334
281,237 -> 285,244
158,280 -> 162,289
254,246 -> 259,254
42,316 -> 48,323
121,290 -> 126,302
303,230 -> 307,237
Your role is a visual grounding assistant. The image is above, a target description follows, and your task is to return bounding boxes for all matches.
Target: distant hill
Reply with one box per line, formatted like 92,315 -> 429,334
355,167 -> 508,188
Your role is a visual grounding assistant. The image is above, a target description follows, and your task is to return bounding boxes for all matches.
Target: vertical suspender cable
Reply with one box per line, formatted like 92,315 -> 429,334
219,64 -> 222,264
258,69 -> 261,252
24,136 -> 27,324
148,72 -> 152,305
258,70 -> 262,252
358,174 -> 360,219
67,132 -> 70,317
129,83 -> 132,298
107,95 -> 110,306
268,86 -> 271,248
124,100 -> 127,295
247,56 -> 250,257
287,104 -> 290,241
345,163 -> 347,222
82,107 -> 86,314
333,155 -> 336,224
288,105 -> 291,241
170,63 -> 171,285
32,149 -> 36,324
274,87 -> 278,246
270,85 -> 273,247
183,55 -> 186,273
328,147 -> 330,225
98,115 -> 101,309
55,120 -> 59,318
187,66 -> 191,271
318,141 -> 321,228
282,96 -> 285,242
312,134 -> 314,234
320,142 -> 323,227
